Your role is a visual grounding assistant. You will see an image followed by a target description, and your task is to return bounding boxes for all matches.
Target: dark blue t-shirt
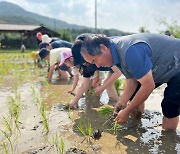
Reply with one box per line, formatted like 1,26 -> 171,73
81,64 -> 113,78
125,42 -> 152,79
51,40 -> 72,49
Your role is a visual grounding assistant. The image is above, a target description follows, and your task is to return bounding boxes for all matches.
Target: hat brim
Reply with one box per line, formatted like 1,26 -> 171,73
42,37 -> 52,43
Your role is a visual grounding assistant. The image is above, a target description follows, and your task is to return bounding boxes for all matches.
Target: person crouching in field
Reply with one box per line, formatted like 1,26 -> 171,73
39,48 -> 72,82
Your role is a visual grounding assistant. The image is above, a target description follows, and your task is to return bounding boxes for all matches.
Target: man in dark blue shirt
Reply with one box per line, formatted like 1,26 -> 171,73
80,33 -> 180,131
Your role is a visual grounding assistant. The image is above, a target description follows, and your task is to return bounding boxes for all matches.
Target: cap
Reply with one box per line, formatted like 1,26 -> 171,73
39,42 -> 50,50
36,32 -> 42,40
42,34 -> 52,43
71,40 -> 85,66
59,49 -> 72,66
31,51 -> 37,59
39,48 -> 50,59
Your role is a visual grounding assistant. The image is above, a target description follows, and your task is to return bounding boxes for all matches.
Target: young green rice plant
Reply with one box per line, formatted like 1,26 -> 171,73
57,138 -> 65,154
47,134 -> 65,154
77,119 -> 94,143
77,120 -> 86,137
86,121 -> 93,143
31,85 -> 36,98
40,101 -> 49,134
35,96 -> 41,105
0,117 -> 13,154
114,79 -> 125,96
1,141 -> 9,154
2,117 -> 12,136
107,120 -> 122,135
67,108 -> 73,120
86,121 -> 93,137
8,96 -> 21,131
98,106 -> 113,117
1,130 -> 13,153
99,106 -> 122,135
44,80 -> 50,86
114,79 -> 121,96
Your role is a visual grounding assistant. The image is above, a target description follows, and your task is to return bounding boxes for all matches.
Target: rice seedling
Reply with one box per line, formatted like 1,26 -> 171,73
47,134 -> 65,154
114,79 -> 125,96
114,79 -> 121,96
86,121 -> 93,143
2,117 -> 12,136
86,122 -> 93,137
40,101 -> 49,134
77,119 -> 94,143
57,138 -> 65,154
98,106 -> 113,117
31,85 -> 36,98
8,96 -> 21,131
44,80 -> 50,86
35,96 -> 41,105
98,106 -> 122,135
77,120 -> 86,137
1,141 -> 9,154
1,130 -> 13,153
107,120 -> 122,135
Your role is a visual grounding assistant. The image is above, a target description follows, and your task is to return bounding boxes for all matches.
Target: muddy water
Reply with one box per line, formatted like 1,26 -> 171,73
0,69 -> 179,153
40,80 -> 180,154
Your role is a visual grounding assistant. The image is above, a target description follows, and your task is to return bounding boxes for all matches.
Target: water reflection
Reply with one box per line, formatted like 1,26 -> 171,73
71,91 -> 180,154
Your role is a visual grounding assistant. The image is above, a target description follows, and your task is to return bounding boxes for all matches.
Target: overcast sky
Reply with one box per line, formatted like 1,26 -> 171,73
1,0 -> 180,33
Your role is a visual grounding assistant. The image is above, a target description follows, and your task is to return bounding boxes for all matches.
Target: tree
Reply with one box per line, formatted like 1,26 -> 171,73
138,26 -> 150,33
59,29 -> 72,42
157,18 -> 180,38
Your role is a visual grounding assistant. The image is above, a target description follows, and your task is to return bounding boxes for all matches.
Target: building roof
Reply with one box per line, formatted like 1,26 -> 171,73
0,24 -> 41,31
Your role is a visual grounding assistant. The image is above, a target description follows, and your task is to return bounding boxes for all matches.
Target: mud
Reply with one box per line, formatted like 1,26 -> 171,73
0,62 -> 179,154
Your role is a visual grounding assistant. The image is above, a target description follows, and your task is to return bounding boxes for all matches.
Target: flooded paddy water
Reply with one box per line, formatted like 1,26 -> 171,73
0,52 -> 179,154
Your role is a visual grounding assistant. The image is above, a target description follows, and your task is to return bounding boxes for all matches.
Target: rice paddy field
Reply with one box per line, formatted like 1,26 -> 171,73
0,50 -> 179,154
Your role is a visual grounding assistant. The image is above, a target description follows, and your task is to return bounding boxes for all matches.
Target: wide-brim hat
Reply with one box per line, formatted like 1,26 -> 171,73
59,49 -> 72,66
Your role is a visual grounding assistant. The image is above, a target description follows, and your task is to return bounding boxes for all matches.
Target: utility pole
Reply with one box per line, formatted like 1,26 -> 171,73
95,0 -> 97,32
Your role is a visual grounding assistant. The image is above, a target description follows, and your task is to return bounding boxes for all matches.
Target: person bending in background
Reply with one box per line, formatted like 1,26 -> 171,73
38,47 -> 72,82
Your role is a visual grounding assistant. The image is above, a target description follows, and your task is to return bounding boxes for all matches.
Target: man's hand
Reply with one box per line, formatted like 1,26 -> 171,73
115,108 -> 130,124
94,86 -> 104,96
114,101 -> 127,113
65,102 -> 77,109
68,89 -> 74,94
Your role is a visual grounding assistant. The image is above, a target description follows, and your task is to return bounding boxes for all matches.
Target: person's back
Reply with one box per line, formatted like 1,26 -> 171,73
51,40 -> 72,49
49,47 -> 71,66
111,33 -> 180,83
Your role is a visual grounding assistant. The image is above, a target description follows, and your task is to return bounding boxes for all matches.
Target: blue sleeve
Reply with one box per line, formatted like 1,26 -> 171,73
125,43 -> 152,79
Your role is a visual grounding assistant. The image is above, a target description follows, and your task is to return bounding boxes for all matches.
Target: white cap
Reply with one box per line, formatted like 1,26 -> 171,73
41,34 -> 52,43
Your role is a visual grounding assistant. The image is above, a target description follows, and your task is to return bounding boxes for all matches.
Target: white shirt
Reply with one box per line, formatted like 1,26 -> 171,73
49,47 -> 71,66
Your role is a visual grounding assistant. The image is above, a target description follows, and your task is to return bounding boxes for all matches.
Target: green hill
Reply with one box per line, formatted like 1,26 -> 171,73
0,1 -> 87,30
0,1 -> 131,36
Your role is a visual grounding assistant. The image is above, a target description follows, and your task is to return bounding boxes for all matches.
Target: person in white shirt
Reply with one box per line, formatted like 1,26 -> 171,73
39,48 -> 71,82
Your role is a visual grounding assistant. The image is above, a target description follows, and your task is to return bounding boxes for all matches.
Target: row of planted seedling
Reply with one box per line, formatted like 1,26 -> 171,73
0,53 -> 34,84
0,85 -> 22,154
31,81 -> 65,154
